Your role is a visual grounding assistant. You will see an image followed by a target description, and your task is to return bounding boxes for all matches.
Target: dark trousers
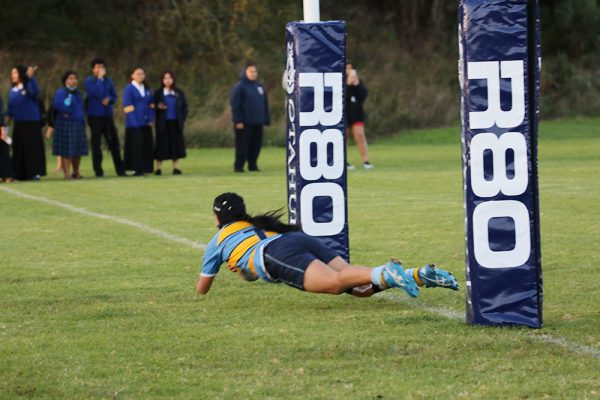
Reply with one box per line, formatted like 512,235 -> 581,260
88,116 -> 125,176
234,124 -> 263,171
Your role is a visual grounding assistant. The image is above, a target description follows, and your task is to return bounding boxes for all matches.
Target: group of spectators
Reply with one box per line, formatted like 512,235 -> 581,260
0,59 -> 188,181
0,60 -> 370,182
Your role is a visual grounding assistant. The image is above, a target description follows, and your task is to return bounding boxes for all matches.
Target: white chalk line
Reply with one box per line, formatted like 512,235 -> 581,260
0,186 -> 205,250
2,186 -> 599,360
382,292 -> 600,359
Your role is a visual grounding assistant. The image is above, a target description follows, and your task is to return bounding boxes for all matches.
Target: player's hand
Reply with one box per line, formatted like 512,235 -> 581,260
235,122 -> 244,130
27,65 -> 38,77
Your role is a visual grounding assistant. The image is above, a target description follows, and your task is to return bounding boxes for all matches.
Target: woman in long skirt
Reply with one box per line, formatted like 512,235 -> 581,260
123,67 -> 154,176
153,71 -> 188,175
49,71 -> 88,179
7,65 -> 46,180
44,104 -> 63,175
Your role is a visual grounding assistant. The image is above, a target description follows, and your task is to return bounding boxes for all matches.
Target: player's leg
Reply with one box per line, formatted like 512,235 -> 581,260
303,259 -> 372,294
328,255 -> 458,293
325,256 -> 378,297
351,123 -> 369,164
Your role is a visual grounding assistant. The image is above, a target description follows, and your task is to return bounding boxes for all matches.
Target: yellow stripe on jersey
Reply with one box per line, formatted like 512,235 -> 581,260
217,221 -> 253,245
247,248 -> 258,276
227,235 -> 260,269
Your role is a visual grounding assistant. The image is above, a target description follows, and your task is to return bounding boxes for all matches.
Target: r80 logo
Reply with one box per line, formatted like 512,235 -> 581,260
298,72 -> 345,236
468,60 -> 531,269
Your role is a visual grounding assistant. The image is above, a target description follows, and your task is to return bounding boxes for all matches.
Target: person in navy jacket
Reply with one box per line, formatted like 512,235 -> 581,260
229,64 -> 270,172
85,58 -> 125,177
0,94 -> 14,182
49,71 -> 88,179
153,71 -> 188,175
123,67 -> 155,176
6,65 -> 46,180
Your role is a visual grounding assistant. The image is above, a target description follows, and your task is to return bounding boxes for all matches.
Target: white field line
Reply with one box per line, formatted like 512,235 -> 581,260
2,186 -> 599,360
382,292 -> 600,359
0,186 -> 205,250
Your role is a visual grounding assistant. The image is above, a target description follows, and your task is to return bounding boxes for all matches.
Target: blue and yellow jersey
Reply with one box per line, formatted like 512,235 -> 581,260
200,221 -> 282,282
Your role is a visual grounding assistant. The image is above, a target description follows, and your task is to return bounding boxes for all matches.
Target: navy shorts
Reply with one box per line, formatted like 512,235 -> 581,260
263,231 -> 340,290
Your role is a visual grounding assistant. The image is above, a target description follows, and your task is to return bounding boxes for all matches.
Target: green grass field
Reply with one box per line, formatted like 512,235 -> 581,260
1,117 -> 599,399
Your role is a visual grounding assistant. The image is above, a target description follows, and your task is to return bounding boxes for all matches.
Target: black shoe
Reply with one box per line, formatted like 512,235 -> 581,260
95,172 -> 104,178
173,168 -> 182,175
117,172 -> 127,177
133,171 -> 145,177
249,167 -> 260,172
154,169 -> 162,176
234,169 -> 244,173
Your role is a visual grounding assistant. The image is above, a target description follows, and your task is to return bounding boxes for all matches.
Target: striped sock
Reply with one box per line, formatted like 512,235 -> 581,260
406,268 -> 425,287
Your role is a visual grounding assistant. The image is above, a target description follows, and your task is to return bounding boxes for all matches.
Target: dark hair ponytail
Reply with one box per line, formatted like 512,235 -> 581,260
247,209 -> 300,234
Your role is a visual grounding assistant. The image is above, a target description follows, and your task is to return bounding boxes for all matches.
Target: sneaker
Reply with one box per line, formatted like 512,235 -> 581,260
346,162 -> 356,170
363,162 -> 374,170
382,259 -> 420,297
413,264 -> 459,291
173,168 -> 182,175
154,169 -> 162,176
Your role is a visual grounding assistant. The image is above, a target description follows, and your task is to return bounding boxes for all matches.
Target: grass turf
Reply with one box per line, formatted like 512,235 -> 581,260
1,117 -> 599,399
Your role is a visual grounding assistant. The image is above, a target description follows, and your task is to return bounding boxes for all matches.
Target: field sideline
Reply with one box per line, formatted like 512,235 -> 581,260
1,117 -> 599,399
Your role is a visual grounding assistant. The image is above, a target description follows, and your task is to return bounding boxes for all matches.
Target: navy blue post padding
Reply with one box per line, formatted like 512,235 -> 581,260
458,0 -> 543,327
285,21 -> 349,261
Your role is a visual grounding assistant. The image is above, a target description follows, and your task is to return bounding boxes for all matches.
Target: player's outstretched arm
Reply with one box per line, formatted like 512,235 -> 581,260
196,275 -> 215,294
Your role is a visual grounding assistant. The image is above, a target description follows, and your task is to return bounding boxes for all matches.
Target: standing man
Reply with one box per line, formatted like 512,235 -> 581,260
229,64 -> 270,172
85,58 -> 125,177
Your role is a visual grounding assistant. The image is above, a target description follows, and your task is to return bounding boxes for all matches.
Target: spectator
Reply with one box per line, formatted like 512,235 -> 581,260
44,103 -> 63,175
153,71 -> 188,175
123,67 -> 154,176
0,94 -> 14,182
230,63 -> 270,172
345,62 -> 373,170
7,65 -> 46,181
85,58 -> 125,177
49,71 -> 88,179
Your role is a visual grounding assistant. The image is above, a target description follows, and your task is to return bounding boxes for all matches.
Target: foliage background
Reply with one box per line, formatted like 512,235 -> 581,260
0,0 -> 598,146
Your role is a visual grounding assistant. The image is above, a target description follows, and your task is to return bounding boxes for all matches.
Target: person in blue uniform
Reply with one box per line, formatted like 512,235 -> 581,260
44,103 -> 64,175
49,71 -> 88,179
123,67 -> 155,176
0,94 -> 14,182
85,58 -> 125,177
196,193 -> 459,298
229,64 -> 270,172
6,65 -> 46,180
153,71 -> 188,175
